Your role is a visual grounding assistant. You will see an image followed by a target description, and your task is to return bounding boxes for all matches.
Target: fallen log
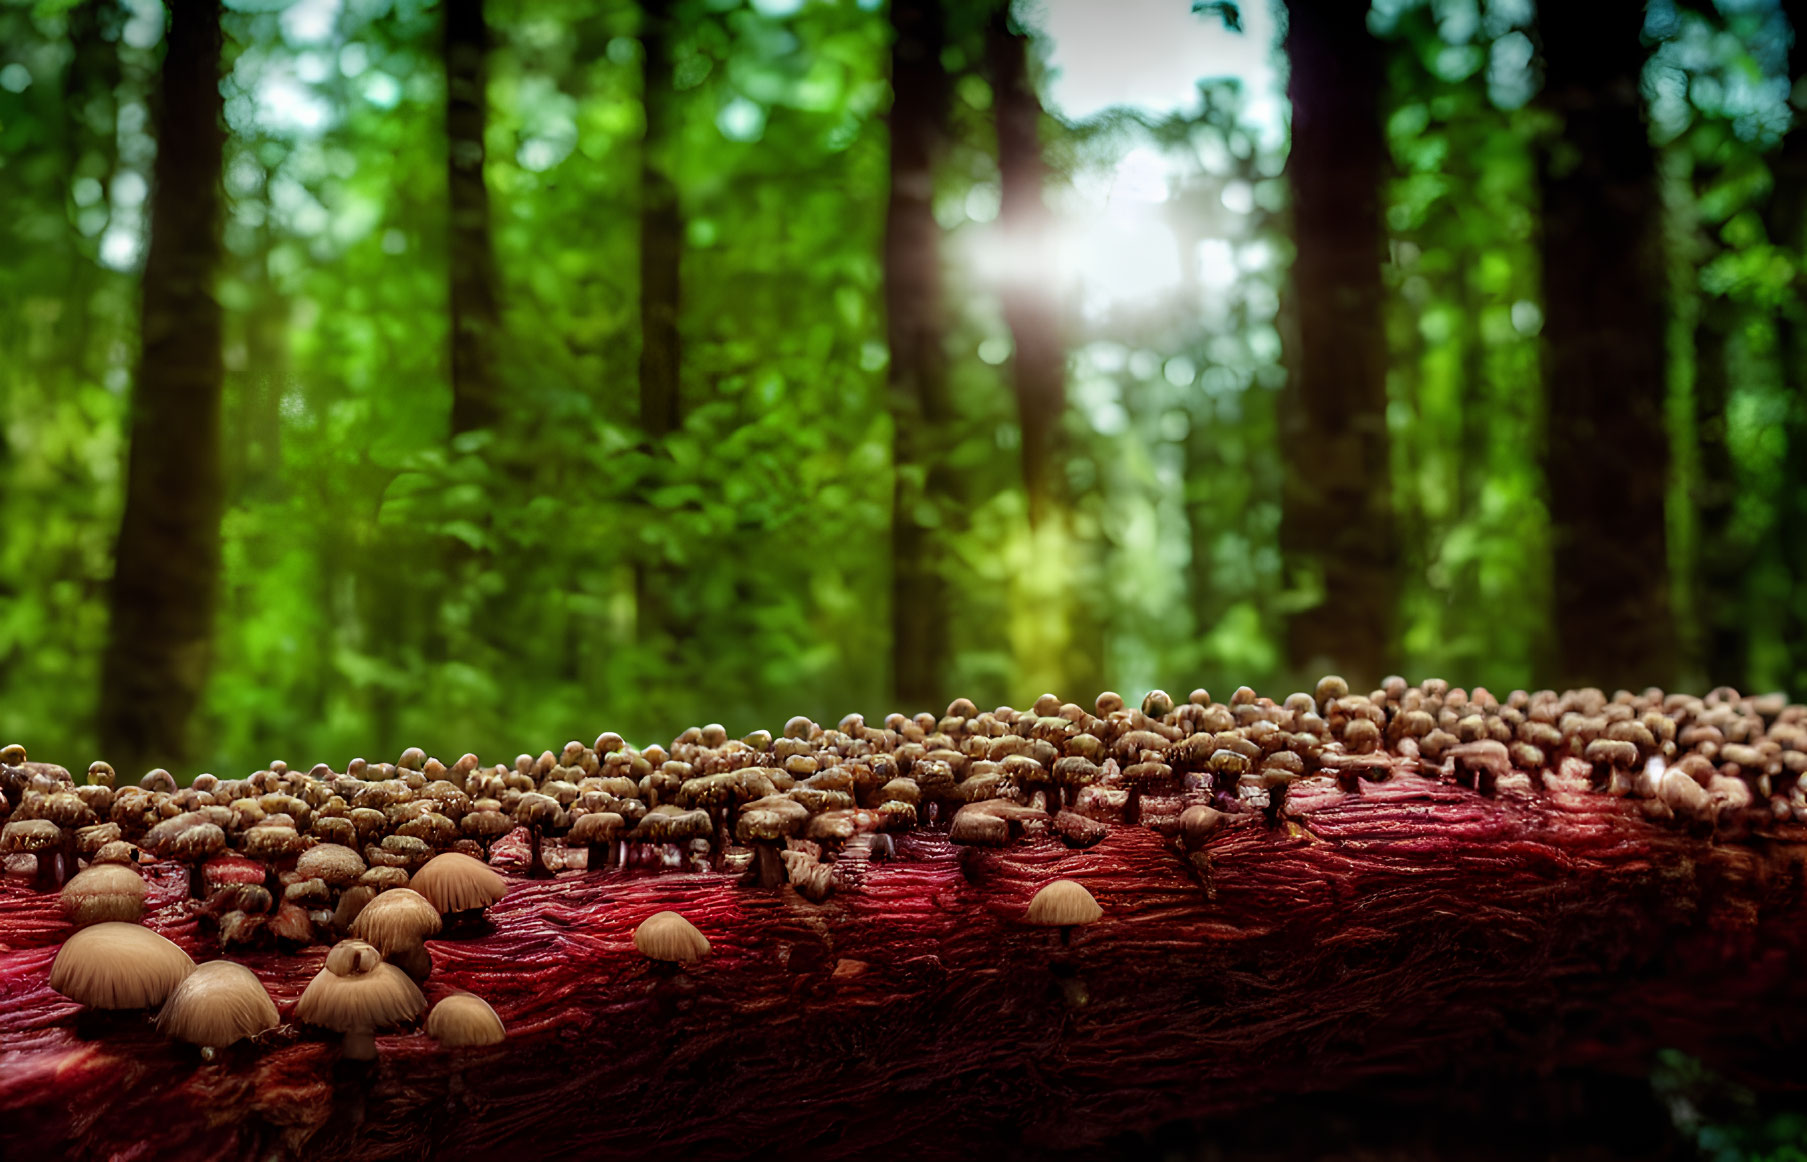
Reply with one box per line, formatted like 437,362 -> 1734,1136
0,682 -> 1804,1159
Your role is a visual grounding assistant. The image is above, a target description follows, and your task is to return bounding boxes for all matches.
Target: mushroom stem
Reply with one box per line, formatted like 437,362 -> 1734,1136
33,852 -> 59,891
753,842 -> 786,890
585,841 -> 608,872
1124,787 -> 1143,826
342,1027 -> 377,1061
187,862 -> 206,900
527,826 -> 551,879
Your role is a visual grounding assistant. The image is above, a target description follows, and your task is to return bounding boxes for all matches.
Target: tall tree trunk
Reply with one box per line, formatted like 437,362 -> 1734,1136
98,0 -> 226,775
445,0 -> 501,437
638,0 -> 681,443
985,7 -> 1063,530
886,0 -> 952,712
1770,0 -> 1807,698
1690,288 -> 1745,689
634,0 -> 684,654
1535,2 -> 1676,692
1278,0 -> 1395,687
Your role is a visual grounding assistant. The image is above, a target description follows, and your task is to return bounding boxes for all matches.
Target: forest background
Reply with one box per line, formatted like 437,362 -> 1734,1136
1,0 -> 1803,791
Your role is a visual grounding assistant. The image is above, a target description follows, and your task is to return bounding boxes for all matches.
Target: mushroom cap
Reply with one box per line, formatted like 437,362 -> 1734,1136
2,818 -> 62,854
568,811 -> 625,843
410,852 -> 506,914
326,939 -> 383,977
155,960 -> 279,1049
296,843 -> 366,888
633,911 -> 710,964
349,887 -> 442,954
295,949 -> 425,1033
1025,879 -> 1103,927
426,993 -> 506,1048
50,922 -> 196,1009
61,863 -> 147,927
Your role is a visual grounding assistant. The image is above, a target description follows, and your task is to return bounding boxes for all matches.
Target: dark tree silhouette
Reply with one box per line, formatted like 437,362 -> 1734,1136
1770,0 -> 1807,698
98,0 -> 227,774
1536,1 -> 1676,691
986,6 -> 1064,530
885,0 -> 954,710
1691,289 -> 1743,688
634,0 -> 685,658
639,0 -> 682,442
1278,0 -> 1396,687
445,0 -> 501,436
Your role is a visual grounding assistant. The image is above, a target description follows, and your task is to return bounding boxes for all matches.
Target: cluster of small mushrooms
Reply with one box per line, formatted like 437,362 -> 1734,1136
10,678 -> 1806,1058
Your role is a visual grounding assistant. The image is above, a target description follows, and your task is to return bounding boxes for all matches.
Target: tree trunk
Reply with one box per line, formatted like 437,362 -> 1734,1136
1769,0 -> 1807,699
634,0 -> 684,655
1278,0 -> 1395,688
1536,1 -> 1676,692
445,0 -> 501,437
985,7 -> 1064,530
1690,290 -> 1746,689
885,0 -> 953,712
97,0 -> 227,776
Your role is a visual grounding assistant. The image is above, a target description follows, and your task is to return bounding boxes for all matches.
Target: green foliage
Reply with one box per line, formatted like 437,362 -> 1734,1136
0,0 -> 1803,778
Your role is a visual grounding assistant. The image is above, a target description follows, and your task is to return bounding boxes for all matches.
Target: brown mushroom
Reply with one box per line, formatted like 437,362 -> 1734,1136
568,810 -> 626,872
155,959 -> 279,1059
735,795 -> 808,888
410,852 -> 506,917
295,939 -> 426,1060
2,819 -> 66,890
426,992 -> 505,1048
349,887 -> 442,982
1025,878 -> 1103,945
61,863 -> 146,927
633,911 -> 710,964
50,922 -> 195,1009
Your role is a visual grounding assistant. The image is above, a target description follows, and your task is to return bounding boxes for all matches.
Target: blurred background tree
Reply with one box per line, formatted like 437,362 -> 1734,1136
0,0 -> 1803,778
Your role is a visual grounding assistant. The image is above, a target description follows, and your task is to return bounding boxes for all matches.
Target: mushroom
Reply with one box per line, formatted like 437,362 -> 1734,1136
295,939 -> 426,1060
350,887 -> 442,982
568,811 -> 626,872
61,863 -> 146,926
512,792 -> 563,879
297,843 -> 366,891
1025,878 -> 1103,945
736,795 -> 808,888
50,922 -> 195,1009
410,852 -> 506,918
3,819 -> 67,889
155,959 -> 279,1059
633,911 -> 710,964
426,993 -> 505,1048
144,812 -> 228,898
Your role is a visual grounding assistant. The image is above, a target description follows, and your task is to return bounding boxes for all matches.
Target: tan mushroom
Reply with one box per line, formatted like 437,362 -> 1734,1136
409,852 -> 506,916
155,960 -> 278,1059
50,922 -> 195,1009
1025,878 -> 1103,945
633,911 -> 710,964
349,887 -> 442,981
61,863 -> 146,927
426,993 -> 505,1048
295,939 -> 426,1060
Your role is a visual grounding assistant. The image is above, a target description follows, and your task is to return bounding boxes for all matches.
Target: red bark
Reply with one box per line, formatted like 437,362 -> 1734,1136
3,779 -> 1804,1159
